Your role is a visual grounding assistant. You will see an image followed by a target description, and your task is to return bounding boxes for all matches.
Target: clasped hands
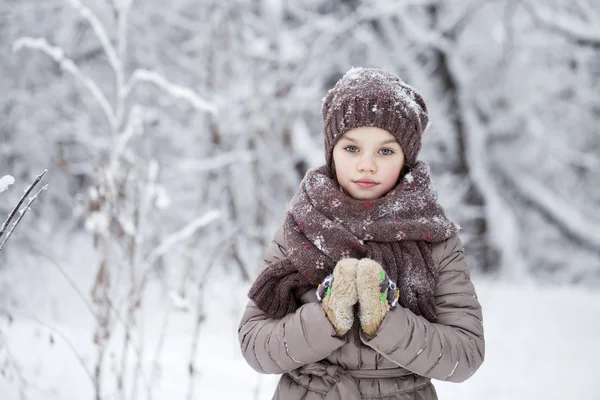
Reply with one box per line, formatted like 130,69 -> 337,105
317,258 -> 399,339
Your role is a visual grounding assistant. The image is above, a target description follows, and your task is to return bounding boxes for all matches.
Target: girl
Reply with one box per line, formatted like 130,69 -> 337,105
238,67 -> 484,400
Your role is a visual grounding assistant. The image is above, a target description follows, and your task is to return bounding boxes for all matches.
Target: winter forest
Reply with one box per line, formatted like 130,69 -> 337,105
1,0 -> 599,399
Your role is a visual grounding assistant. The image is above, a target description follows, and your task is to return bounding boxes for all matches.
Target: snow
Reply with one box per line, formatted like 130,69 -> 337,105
342,67 -> 363,81
2,256 -> 599,400
0,175 -> 15,194
3,3 -> 600,399
435,279 -> 600,400
337,67 -> 426,118
313,234 -> 325,251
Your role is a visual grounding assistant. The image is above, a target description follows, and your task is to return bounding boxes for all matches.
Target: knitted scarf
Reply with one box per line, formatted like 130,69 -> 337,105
248,161 -> 459,322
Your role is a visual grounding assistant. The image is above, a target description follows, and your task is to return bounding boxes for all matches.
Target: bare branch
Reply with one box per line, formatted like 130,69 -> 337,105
0,184 -> 48,253
0,170 -> 48,254
0,170 -> 46,241
10,314 -> 96,386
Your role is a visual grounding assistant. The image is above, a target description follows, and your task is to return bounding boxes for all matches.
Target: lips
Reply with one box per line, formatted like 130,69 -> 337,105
354,179 -> 378,189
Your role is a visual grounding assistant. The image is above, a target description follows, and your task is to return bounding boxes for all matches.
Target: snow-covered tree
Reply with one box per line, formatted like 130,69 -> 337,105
1,0 -> 599,397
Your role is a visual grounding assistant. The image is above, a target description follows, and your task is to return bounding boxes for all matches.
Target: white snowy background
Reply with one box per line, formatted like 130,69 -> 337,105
1,0 -> 599,399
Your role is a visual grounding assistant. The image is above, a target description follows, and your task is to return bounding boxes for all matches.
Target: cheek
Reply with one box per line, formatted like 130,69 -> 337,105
380,163 -> 402,186
335,163 -> 351,182
332,151 -> 350,179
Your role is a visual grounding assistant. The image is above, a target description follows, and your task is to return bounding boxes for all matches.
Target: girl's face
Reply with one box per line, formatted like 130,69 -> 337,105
332,127 -> 405,200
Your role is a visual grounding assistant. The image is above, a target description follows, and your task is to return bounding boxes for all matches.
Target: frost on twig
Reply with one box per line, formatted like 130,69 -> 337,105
177,151 -> 255,172
124,69 -> 218,114
0,170 -> 49,254
143,210 -> 221,267
64,0 -> 121,73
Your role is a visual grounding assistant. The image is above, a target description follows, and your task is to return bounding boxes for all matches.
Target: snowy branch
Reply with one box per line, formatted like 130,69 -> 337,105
115,105 -> 144,160
521,1 -> 600,47
177,151 -> 255,173
460,101 -> 526,280
291,117 -> 322,168
143,210 -> 221,267
497,163 -> 600,250
12,37 -> 117,129
527,116 -> 600,171
394,11 -> 454,53
0,184 -> 48,253
123,69 -> 218,114
64,0 -> 122,75
0,170 -> 48,247
447,51 -> 526,278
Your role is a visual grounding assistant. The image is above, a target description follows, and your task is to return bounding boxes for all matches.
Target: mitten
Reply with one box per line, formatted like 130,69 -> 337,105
316,258 -> 359,337
356,258 -> 400,339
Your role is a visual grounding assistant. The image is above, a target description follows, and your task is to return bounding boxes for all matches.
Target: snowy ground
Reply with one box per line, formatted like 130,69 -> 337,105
1,245 -> 599,400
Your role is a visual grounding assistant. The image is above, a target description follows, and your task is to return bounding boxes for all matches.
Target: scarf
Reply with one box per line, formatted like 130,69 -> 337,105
248,161 -> 459,322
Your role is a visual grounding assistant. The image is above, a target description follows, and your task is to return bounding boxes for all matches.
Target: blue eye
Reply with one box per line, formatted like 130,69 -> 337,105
344,145 -> 358,153
379,148 -> 394,155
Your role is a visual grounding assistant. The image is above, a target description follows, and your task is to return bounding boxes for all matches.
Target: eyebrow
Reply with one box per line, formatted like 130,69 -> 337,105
342,136 -> 399,146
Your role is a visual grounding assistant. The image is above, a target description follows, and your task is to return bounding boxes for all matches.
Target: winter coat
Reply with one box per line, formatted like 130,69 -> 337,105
238,226 -> 485,400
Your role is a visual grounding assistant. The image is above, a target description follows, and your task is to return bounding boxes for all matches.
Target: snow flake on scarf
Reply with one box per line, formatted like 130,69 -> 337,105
248,161 -> 460,321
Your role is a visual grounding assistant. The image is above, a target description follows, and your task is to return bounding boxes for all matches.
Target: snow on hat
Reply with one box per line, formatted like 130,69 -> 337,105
321,67 -> 430,170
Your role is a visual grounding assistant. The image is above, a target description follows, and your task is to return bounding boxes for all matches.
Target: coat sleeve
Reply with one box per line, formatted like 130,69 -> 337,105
238,226 -> 346,374
361,235 -> 485,382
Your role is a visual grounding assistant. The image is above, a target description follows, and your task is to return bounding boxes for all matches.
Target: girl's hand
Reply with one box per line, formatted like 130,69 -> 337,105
317,258 -> 359,337
356,259 -> 399,339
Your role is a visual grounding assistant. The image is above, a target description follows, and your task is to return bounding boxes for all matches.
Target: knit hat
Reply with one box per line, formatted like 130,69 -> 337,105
321,67 -> 430,170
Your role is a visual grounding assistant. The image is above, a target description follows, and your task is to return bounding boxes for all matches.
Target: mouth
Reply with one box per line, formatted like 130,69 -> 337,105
353,179 -> 379,189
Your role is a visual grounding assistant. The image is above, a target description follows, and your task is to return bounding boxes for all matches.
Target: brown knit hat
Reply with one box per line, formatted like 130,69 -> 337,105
321,67 -> 430,170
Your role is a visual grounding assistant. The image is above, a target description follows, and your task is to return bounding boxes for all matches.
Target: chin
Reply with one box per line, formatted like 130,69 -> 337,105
349,191 -> 379,201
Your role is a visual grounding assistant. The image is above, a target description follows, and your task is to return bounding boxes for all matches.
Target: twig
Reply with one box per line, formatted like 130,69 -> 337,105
146,300 -> 174,400
185,276 -> 208,400
184,236 -> 234,400
143,210 -> 221,268
10,314 -> 96,386
26,245 -> 152,394
0,170 -> 46,241
0,182 -> 48,254
123,69 -> 218,114
29,246 -> 97,317
177,151 -> 255,173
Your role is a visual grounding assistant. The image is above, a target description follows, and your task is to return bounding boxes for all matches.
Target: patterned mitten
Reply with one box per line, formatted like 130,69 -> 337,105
316,258 -> 359,337
356,258 -> 400,339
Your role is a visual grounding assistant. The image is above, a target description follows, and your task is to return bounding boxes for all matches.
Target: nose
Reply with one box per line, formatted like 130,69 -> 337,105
357,154 -> 377,173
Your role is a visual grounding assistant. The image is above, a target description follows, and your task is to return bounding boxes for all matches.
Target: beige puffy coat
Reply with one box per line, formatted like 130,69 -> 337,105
238,227 -> 484,399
